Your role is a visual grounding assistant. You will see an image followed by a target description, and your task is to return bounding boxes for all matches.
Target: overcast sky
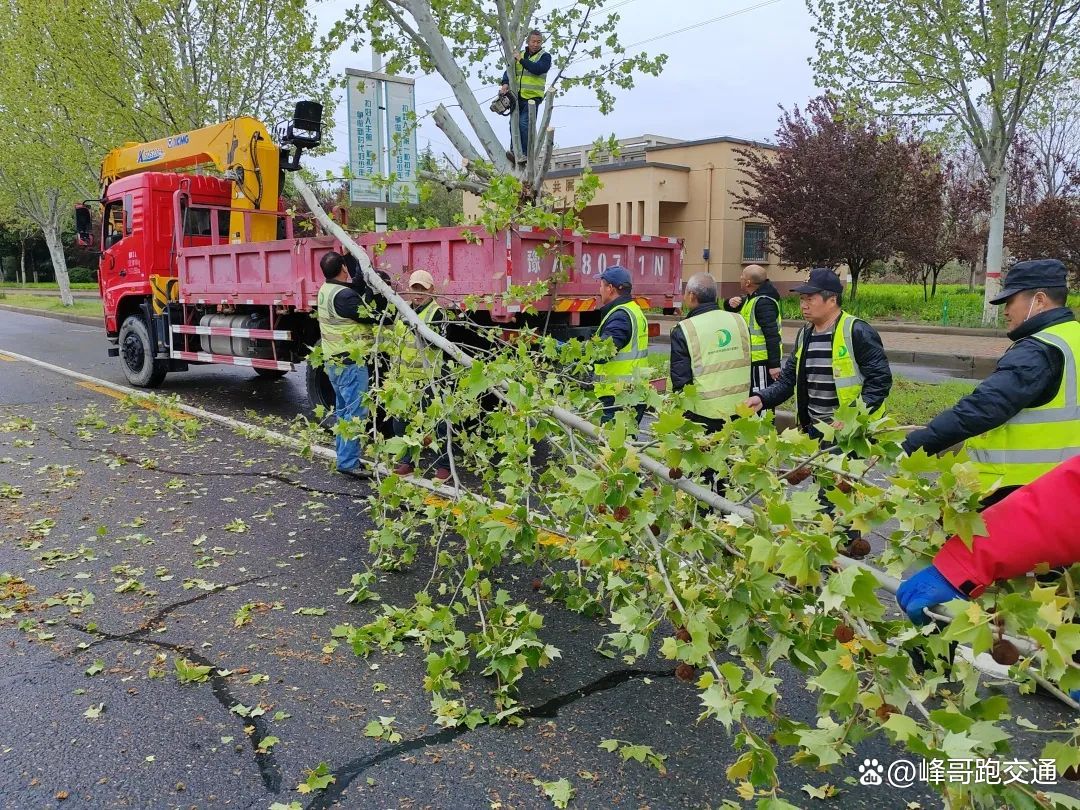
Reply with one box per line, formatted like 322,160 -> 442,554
311,0 -> 820,173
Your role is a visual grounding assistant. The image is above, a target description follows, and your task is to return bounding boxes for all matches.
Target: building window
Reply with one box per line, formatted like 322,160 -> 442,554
743,223 -> 769,262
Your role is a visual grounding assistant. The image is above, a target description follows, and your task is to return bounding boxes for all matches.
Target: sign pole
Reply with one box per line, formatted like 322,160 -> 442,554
372,48 -> 388,233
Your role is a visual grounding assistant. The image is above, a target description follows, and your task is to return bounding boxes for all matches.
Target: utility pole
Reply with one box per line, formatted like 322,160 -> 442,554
372,47 -> 388,234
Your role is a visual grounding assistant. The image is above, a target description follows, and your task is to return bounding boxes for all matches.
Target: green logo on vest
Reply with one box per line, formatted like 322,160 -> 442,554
837,345 -> 848,358
717,329 -> 732,348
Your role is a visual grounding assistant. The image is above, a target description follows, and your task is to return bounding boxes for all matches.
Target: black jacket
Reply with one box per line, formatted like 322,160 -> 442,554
757,313 -> 892,427
597,294 -> 635,353
724,280 -> 782,368
902,307 -> 1075,456
669,301 -> 720,393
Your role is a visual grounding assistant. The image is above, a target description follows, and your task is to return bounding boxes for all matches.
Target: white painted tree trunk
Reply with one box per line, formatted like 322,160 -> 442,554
19,239 -> 26,286
981,165 -> 1008,326
41,220 -> 74,307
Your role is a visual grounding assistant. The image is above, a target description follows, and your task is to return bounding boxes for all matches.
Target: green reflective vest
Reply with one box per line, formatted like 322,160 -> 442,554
966,319 -> 1080,494
397,301 -> 443,382
317,282 -> 374,360
739,294 -> 780,364
514,51 -> 547,100
594,300 -> 649,398
792,312 -> 864,416
680,308 -> 751,420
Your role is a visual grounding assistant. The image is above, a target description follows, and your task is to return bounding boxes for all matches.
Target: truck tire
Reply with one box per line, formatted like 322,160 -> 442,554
305,358 -> 336,430
119,315 -> 168,388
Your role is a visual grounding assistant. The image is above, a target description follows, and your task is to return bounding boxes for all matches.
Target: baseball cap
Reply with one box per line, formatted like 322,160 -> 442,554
988,259 -> 1067,304
408,269 -> 435,290
791,267 -> 844,295
599,265 -> 632,289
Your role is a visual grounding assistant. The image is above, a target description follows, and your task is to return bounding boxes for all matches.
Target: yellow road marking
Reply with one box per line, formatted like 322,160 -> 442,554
75,381 -> 192,422
0,352 -> 16,361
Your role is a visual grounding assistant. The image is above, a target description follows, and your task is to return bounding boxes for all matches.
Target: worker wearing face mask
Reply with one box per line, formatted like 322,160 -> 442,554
902,259 -> 1080,508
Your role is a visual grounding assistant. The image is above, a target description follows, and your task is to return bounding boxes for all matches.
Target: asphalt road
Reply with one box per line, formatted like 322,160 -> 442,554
0,309 -> 1076,809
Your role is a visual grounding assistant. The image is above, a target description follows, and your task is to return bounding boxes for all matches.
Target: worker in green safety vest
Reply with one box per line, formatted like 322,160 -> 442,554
317,251 -> 378,479
392,270 -> 452,483
670,272 -> 752,495
499,29 -> 551,159
746,267 -> 892,557
593,265 -> 650,426
724,263 -> 783,394
903,259 -> 1080,508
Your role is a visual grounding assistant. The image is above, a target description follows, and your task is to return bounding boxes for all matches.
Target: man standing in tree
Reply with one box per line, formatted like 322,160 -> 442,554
499,29 -> 551,158
724,263 -> 783,394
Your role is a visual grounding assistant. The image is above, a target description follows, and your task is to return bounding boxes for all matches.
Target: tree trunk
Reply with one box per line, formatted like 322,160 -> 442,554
847,261 -> 864,301
42,223 -> 74,306
19,238 -> 26,286
982,166 -> 1008,325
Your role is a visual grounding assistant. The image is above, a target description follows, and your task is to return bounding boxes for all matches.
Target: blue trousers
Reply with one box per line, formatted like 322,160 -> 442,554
515,98 -> 541,155
326,362 -> 369,472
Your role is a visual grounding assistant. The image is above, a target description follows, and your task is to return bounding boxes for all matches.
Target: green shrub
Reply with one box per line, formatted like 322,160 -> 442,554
66,266 -> 97,284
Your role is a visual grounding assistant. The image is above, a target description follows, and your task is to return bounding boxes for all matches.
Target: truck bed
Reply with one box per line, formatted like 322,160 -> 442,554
176,225 -> 683,320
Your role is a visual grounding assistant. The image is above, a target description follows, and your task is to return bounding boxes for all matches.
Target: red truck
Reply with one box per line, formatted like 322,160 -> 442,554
75,106 -> 683,414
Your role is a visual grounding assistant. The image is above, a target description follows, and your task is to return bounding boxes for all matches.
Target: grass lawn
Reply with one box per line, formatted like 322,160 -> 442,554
0,292 -> 103,319
0,281 -> 99,291
886,377 -> 976,426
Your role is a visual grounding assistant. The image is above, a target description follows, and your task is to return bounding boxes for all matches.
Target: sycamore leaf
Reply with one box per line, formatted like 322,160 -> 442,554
296,762 -> 334,794
532,778 -> 574,808
83,702 -> 104,719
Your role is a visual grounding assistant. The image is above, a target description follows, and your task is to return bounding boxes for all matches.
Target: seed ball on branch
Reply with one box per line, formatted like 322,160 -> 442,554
531,578 -> 543,592
835,478 -> 853,494
844,537 -> 871,559
674,663 -> 695,682
668,467 -> 683,480
422,435 -> 433,447
833,624 -> 855,644
875,703 -> 899,720
784,467 -> 812,485
674,627 -> 691,643
991,639 -> 1020,666
613,505 -> 630,522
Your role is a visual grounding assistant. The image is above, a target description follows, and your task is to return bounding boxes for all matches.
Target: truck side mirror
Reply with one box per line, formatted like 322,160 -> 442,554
74,204 -> 95,247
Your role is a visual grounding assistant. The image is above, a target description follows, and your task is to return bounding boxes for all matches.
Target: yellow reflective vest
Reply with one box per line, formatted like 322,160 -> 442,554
514,51 -> 547,100
739,294 -> 780,364
966,319 -> 1080,494
397,300 -> 443,382
317,281 -> 374,360
792,312 -> 865,415
594,300 -> 649,398
679,308 -> 751,420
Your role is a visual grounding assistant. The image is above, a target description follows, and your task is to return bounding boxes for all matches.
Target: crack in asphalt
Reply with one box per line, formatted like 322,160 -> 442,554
54,575 -> 282,793
307,667 -> 675,809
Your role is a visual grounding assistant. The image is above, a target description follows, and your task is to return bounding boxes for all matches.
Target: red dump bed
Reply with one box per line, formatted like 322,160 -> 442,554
176,219 -> 682,320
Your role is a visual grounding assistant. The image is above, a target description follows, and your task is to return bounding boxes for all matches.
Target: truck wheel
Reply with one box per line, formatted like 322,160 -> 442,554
119,315 -> 167,388
304,359 -> 336,431
253,367 -> 288,380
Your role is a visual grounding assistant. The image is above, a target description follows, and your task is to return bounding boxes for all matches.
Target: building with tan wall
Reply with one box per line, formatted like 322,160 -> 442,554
464,134 -> 804,298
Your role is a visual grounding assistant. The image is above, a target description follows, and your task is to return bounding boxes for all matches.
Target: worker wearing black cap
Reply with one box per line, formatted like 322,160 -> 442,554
594,265 -> 649,425
746,267 -> 892,431
903,259 -> 1079,507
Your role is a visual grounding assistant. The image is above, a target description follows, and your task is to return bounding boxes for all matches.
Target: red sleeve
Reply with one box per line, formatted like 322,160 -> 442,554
934,455 -> 1080,597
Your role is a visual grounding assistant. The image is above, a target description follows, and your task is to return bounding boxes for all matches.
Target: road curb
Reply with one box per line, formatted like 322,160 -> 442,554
0,304 -> 102,329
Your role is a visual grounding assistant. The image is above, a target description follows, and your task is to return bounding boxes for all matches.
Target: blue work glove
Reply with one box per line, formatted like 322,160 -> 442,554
896,565 -> 968,626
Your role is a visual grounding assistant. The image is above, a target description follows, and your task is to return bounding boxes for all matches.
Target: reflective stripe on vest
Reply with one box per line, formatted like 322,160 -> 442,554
966,319 -> 1080,493
317,282 -> 374,359
680,309 -> 751,420
515,52 -> 547,99
793,312 -> 864,416
594,300 -> 649,398
398,301 -> 442,381
739,295 -> 780,363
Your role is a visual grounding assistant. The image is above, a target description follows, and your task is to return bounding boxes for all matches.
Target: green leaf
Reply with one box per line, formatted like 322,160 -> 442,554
83,702 -> 104,719
296,762 -> 335,794
174,657 -> 212,685
532,778 -> 574,808
84,659 -> 104,677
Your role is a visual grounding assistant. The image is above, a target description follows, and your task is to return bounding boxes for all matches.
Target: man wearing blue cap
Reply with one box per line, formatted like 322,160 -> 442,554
902,258 -> 1079,508
593,265 -> 649,425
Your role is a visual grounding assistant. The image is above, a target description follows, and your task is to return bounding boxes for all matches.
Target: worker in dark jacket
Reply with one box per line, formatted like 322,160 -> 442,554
499,29 -> 551,157
724,264 -> 783,393
317,251 -> 377,478
593,265 -> 649,425
746,268 -> 892,434
897,454 -> 1080,625
902,259 -> 1079,508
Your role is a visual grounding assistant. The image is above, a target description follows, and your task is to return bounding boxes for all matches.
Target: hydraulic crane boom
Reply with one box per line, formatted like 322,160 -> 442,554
98,102 -> 322,243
